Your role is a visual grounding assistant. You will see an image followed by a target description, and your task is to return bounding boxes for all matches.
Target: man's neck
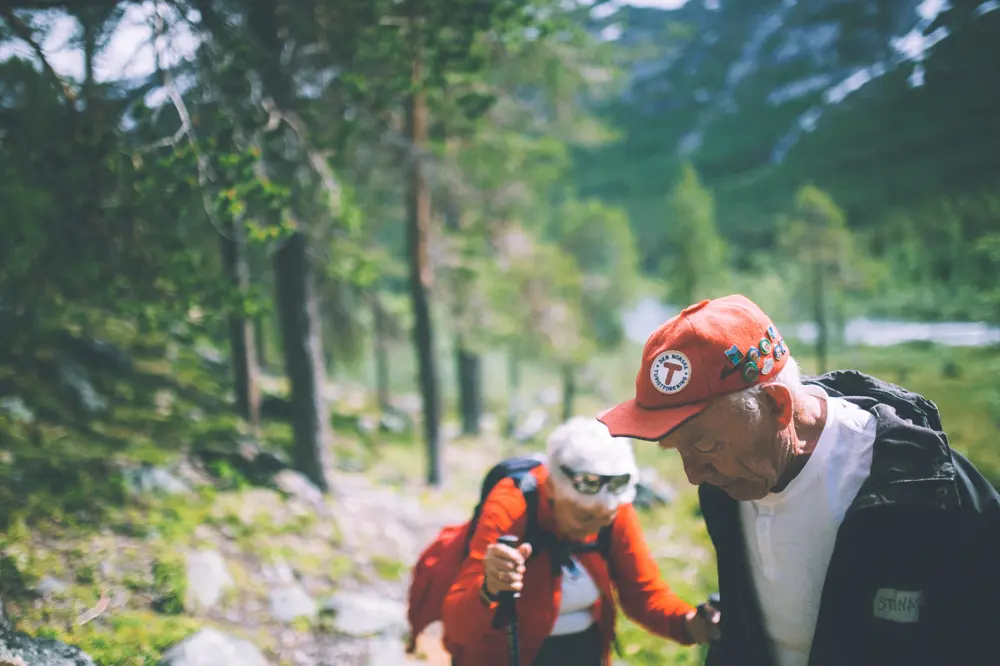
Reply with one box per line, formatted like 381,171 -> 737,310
771,389 -> 828,493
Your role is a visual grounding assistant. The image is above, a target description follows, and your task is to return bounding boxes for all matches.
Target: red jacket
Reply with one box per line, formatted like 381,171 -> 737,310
442,464 -> 696,665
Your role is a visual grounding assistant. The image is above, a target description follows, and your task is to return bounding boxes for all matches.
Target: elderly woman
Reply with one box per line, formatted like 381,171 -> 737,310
441,417 -> 719,666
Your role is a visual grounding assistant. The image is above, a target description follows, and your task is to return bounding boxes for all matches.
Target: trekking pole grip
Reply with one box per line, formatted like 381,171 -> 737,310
496,535 -> 521,601
497,534 -> 521,603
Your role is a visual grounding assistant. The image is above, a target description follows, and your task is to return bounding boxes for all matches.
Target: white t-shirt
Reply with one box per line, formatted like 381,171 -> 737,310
550,556 -> 600,636
738,388 -> 876,666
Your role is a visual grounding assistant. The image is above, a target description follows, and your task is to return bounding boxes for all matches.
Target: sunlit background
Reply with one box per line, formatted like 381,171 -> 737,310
1,1 -> 999,664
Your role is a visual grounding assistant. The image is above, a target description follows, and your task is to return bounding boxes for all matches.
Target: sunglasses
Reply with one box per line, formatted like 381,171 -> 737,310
559,465 -> 632,496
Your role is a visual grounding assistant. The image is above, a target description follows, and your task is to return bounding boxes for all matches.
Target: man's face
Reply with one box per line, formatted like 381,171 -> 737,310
658,391 -> 792,501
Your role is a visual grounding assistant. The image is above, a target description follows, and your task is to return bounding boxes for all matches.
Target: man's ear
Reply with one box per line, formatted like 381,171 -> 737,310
761,383 -> 794,428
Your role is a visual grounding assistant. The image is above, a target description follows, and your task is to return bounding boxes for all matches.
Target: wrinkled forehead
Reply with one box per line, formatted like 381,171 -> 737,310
659,400 -> 732,448
659,418 -> 703,449
660,398 -> 754,449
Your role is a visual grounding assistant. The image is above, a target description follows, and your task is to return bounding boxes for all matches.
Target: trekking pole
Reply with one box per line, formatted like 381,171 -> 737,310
496,534 -> 521,666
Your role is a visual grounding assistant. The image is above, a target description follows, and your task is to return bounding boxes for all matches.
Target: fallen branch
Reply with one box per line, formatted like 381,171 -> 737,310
76,590 -> 110,625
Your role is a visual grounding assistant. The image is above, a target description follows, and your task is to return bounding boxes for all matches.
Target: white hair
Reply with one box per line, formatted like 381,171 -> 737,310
717,355 -> 803,422
545,416 -> 639,510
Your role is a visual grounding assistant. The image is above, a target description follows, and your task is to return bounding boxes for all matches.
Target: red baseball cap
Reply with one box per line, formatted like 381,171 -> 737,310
597,294 -> 790,441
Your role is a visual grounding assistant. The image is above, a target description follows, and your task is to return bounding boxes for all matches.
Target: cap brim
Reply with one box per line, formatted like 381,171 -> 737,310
597,399 -> 709,442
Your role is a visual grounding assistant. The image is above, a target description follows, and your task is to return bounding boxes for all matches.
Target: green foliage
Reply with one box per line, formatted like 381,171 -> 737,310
660,164 -> 730,305
482,226 -> 586,361
372,555 -> 408,581
35,611 -> 200,666
548,197 -> 640,353
777,185 -> 879,325
151,555 -> 187,616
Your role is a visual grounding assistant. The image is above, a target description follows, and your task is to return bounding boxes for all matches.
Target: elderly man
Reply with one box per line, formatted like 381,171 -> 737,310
597,294 -> 1000,666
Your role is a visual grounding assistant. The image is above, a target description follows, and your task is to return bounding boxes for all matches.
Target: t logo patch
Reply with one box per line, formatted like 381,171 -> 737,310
659,361 -> 684,384
872,588 -> 923,623
649,350 -> 691,395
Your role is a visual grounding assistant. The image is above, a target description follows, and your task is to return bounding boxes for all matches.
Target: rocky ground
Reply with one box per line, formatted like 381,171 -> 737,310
0,420 -> 526,666
0,337 -> 689,666
0,426 -> 683,666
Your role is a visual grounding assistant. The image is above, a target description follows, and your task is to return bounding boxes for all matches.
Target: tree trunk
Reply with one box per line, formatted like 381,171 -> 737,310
832,289 -> 846,349
372,293 -> 391,413
561,363 -> 576,422
456,346 -> 481,436
504,353 -> 521,439
406,27 -> 443,486
442,184 -> 482,436
813,262 -> 829,374
220,222 -> 261,427
254,315 -> 268,370
275,230 -> 333,492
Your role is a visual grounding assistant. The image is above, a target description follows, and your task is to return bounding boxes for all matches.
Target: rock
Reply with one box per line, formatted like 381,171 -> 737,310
158,628 -> 266,666
260,394 -> 292,421
250,450 -> 290,477
123,465 -> 191,497
0,397 -> 34,424
394,395 -> 421,417
364,637 -> 408,666
357,414 -> 378,436
0,638 -> 95,666
381,522 -> 416,562
273,470 -> 325,509
261,560 -> 296,585
0,599 -> 95,666
269,584 -> 317,623
56,361 -> 108,415
633,468 -> 677,511
35,577 -> 70,598
321,593 -> 406,638
537,387 -> 560,406
480,413 -> 500,433
193,342 -> 224,367
514,409 -> 548,444
56,334 -> 132,374
184,549 -> 233,611
379,411 -> 410,435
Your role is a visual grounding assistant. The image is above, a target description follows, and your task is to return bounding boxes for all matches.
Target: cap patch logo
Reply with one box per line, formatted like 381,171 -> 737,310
759,337 -> 772,355
724,344 -> 743,366
720,327 -> 787,382
650,350 -> 691,395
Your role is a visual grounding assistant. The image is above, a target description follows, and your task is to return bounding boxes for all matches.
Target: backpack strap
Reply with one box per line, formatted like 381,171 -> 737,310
517,471 -> 542,552
597,521 -> 614,566
462,467 -> 541,559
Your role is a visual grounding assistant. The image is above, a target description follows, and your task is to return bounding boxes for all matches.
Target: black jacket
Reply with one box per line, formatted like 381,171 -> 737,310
701,370 -> 1000,666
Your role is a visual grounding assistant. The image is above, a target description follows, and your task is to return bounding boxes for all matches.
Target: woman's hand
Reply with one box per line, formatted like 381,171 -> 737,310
683,601 -> 721,643
483,541 -> 533,596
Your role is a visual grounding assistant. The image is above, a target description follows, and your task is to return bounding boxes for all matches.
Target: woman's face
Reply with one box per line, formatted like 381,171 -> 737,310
550,484 -> 618,541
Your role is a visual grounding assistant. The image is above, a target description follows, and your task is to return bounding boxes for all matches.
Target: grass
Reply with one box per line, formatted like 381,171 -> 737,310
35,611 -> 201,666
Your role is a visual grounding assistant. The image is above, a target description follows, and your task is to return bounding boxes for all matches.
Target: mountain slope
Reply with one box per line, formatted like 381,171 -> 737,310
576,0 -> 1000,272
